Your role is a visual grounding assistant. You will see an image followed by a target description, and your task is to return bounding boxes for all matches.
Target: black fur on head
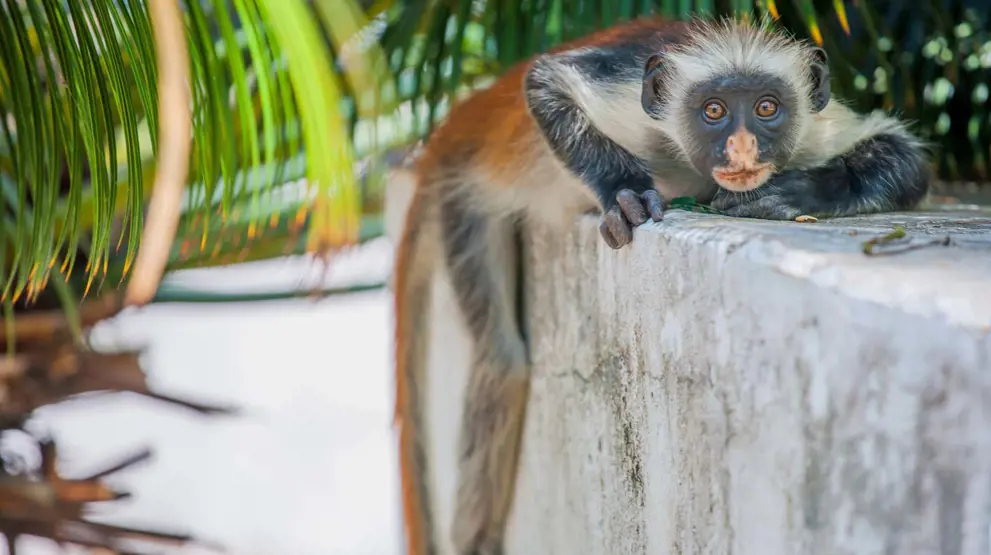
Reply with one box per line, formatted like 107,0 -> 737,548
807,46 -> 830,112
641,52 -> 667,117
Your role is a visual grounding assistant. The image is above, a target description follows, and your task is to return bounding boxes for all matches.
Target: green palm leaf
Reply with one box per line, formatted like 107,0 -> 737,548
0,0 -> 381,312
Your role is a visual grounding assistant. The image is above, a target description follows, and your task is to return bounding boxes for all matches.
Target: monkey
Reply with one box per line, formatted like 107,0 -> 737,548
393,15 -> 932,555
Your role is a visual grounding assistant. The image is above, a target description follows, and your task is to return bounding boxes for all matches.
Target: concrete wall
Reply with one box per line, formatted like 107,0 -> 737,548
386,174 -> 991,555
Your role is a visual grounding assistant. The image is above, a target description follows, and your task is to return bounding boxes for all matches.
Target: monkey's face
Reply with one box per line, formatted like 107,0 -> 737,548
684,74 -> 800,192
641,41 -> 832,193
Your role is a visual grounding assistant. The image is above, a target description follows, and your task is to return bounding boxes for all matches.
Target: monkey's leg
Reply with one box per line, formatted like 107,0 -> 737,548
711,133 -> 931,220
440,187 -> 530,555
524,53 -> 666,249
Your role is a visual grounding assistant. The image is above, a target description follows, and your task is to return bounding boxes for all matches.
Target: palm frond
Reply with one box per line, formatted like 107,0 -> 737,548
124,0 -> 191,306
0,0 -> 381,312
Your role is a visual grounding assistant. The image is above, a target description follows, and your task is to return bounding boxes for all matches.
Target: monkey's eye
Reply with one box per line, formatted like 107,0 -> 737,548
702,101 -> 727,122
755,98 -> 779,119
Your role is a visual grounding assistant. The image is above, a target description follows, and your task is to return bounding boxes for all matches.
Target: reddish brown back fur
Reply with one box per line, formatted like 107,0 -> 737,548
412,16 -> 684,186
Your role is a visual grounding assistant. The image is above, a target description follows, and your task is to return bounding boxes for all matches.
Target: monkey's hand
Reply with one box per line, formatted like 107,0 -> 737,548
599,188 -> 666,249
710,177 -> 815,221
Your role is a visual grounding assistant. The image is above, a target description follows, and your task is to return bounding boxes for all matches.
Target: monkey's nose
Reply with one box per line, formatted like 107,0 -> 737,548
724,130 -> 759,167
726,132 -> 758,154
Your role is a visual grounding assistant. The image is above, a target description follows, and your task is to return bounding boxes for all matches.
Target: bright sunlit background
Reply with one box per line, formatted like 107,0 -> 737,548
20,239 -> 401,555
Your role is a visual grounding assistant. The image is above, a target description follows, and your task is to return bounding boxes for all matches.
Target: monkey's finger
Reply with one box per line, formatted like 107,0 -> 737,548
599,205 -> 632,249
710,191 -> 742,211
606,206 -> 634,246
598,218 -> 621,249
599,221 -> 618,248
642,189 -> 666,221
715,194 -> 795,220
616,189 -> 648,226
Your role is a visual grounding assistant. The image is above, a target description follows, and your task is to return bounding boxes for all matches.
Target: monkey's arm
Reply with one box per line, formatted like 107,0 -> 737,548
711,133 -> 932,220
524,54 -> 666,249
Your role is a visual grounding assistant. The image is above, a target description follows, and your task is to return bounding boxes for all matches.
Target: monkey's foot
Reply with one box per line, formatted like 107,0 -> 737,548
599,189 -> 666,249
711,190 -> 807,221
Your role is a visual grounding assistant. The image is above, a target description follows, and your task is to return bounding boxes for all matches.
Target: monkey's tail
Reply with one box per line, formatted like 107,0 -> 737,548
394,186 -> 438,555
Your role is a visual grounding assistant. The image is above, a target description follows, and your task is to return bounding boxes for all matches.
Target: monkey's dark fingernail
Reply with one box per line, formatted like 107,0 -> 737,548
616,190 -> 648,226
599,220 -> 620,249
643,190 -> 665,221
601,229 -> 622,249
608,221 -> 632,247
602,206 -> 631,248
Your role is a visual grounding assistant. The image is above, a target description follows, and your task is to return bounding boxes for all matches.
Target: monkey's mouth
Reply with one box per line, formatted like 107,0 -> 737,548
711,163 -> 775,192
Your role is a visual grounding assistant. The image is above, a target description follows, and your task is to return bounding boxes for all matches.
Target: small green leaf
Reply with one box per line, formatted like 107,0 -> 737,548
668,196 -> 723,214
861,225 -> 907,254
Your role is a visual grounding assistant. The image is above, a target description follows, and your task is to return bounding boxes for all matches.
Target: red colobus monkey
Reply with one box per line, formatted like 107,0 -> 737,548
394,15 -> 932,555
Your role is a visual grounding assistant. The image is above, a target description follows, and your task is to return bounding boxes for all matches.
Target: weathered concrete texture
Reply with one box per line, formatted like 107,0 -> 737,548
506,208 -> 991,555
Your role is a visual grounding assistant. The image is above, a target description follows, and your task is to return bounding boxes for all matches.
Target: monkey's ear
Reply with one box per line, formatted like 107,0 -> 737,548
809,46 -> 828,66
808,47 -> 830,112
641,53 -> 667,118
